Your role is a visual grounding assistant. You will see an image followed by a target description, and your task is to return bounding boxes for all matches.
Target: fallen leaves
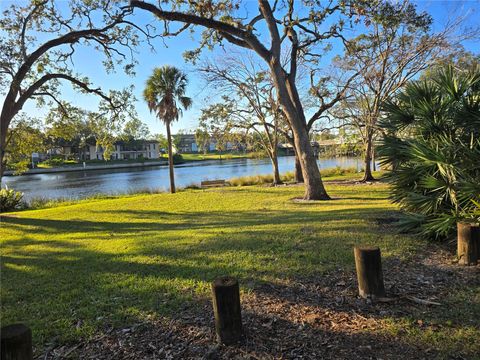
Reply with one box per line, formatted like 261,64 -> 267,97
38,247 -> 479,360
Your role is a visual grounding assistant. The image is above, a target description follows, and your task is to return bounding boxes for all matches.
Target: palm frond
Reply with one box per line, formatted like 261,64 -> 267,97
378,65 -> 480,239
142,65 -> 191,126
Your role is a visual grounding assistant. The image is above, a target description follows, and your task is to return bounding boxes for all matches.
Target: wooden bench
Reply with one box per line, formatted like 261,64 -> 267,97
201,179 -> 226,188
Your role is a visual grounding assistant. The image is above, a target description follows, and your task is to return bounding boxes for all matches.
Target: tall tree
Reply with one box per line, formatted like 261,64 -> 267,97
45,104 -> 94,161
155,133 -> 169,154
143,66 -> 192,193
172,133 -> 184,154
195,127 -> 210,155
334,1 -> 478,181
3,114 -> 44,174
122,118 -> 151,141
198,109 -> 233,161
129,0 -> 371,199
0,0 -> 144,180
200,53 -> 283,184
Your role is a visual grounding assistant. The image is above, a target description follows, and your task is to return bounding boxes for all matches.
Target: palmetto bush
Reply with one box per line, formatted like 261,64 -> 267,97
378,66 -> 480,239
0,188 -> 24,212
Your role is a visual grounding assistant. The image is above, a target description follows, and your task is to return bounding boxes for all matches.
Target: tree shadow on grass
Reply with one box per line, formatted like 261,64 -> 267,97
2,206 -> 477,358
1,207 -> 391,239
245,252 -> 480,359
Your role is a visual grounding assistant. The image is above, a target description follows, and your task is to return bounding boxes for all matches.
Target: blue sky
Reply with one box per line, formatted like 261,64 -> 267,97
2,0 -> 479,136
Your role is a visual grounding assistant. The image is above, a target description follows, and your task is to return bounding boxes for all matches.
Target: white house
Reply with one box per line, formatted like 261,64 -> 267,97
89,140 -> 160,160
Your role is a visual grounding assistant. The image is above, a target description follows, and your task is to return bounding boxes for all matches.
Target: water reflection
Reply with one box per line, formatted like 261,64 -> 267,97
2,156 -> 364,200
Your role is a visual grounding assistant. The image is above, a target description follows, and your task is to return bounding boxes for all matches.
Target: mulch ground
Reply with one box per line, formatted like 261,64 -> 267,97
38,244 -> 479,360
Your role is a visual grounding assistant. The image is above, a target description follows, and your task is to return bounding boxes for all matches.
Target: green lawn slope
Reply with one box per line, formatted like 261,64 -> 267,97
1,181 -> 478,358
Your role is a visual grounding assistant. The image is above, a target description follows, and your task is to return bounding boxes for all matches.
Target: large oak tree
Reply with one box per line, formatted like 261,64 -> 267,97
0,0 -> 146,180
200,53 -> 284,184
129,0 -> 371,200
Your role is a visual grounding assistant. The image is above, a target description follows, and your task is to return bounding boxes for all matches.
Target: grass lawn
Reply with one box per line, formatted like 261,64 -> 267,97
1,179 -> 479,358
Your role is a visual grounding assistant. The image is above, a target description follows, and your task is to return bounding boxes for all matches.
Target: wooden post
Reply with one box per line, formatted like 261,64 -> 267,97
211,276 -> 243,345
457,222 -> 480,266
354,246 -> 386,298
1,324 -> 33,360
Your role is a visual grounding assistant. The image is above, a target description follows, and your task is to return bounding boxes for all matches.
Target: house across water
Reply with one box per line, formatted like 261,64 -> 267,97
89,140 -> 160,160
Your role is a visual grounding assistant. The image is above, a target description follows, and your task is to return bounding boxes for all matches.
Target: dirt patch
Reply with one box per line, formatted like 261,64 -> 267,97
40,246 -> 479,360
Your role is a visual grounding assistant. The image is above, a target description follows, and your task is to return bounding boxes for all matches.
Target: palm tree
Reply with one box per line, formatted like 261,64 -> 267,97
143,66 -> 192,193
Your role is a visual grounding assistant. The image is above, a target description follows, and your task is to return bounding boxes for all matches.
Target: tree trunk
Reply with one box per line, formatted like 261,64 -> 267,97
0,147 -> 5,184
291,122 -> 329,199
293,148 -> 303,183
166,122 -> 176,194
372,146 -> 376,171
129,0 -> 329,200
268,63 -> 328,199
0,111 -> 12,184
270,148 -> 282,185
362,131 -> 375,182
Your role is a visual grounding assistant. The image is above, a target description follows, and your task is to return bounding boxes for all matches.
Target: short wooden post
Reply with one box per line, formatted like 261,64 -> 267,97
1,324 -> 33,360
457,222 -> 480,266
354,246 -> 386,298
211,276 -> 243,345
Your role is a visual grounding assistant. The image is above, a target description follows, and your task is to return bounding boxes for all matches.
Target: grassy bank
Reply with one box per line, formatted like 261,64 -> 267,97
13,167 -> 377,211
1,179 -> 478,357
175,152 -> 258,162
228,166 -> 374,186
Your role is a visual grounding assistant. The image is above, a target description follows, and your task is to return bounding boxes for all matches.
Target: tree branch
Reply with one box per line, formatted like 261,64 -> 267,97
14,73 -> 111,115
129,0 -> 271,61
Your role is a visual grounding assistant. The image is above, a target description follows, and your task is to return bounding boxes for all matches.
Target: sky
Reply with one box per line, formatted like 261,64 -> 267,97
1,0 -> 479,137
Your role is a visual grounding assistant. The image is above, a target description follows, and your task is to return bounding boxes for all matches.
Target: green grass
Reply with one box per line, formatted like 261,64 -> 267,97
1,180 -> 478,357
36,159 -> 78,169
228,166 -> 377,186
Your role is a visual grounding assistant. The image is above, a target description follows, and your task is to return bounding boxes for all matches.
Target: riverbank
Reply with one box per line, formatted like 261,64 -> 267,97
1,180 -> 478,358
7,168 -> 377,211
180,152 -> 260,161
3,152 -> 257,176
2,156 -> 367,200
3,159 -> 169,176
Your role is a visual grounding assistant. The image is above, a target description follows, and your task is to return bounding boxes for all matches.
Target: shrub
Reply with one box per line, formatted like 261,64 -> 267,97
229,174 -> 275,186
246,151 -> 268,159
172,154 -> 184,164
320,166 -> 357,178
0,188 -> 24,212
38,158 -> 77,168
378,66 -> 480,239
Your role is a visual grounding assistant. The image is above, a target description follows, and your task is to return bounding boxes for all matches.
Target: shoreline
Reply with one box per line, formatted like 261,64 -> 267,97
3,154 -> 273,177
3,160 -> 169,176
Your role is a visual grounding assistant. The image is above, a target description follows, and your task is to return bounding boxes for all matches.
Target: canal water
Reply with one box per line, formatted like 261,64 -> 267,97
1,156 -> 364,200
